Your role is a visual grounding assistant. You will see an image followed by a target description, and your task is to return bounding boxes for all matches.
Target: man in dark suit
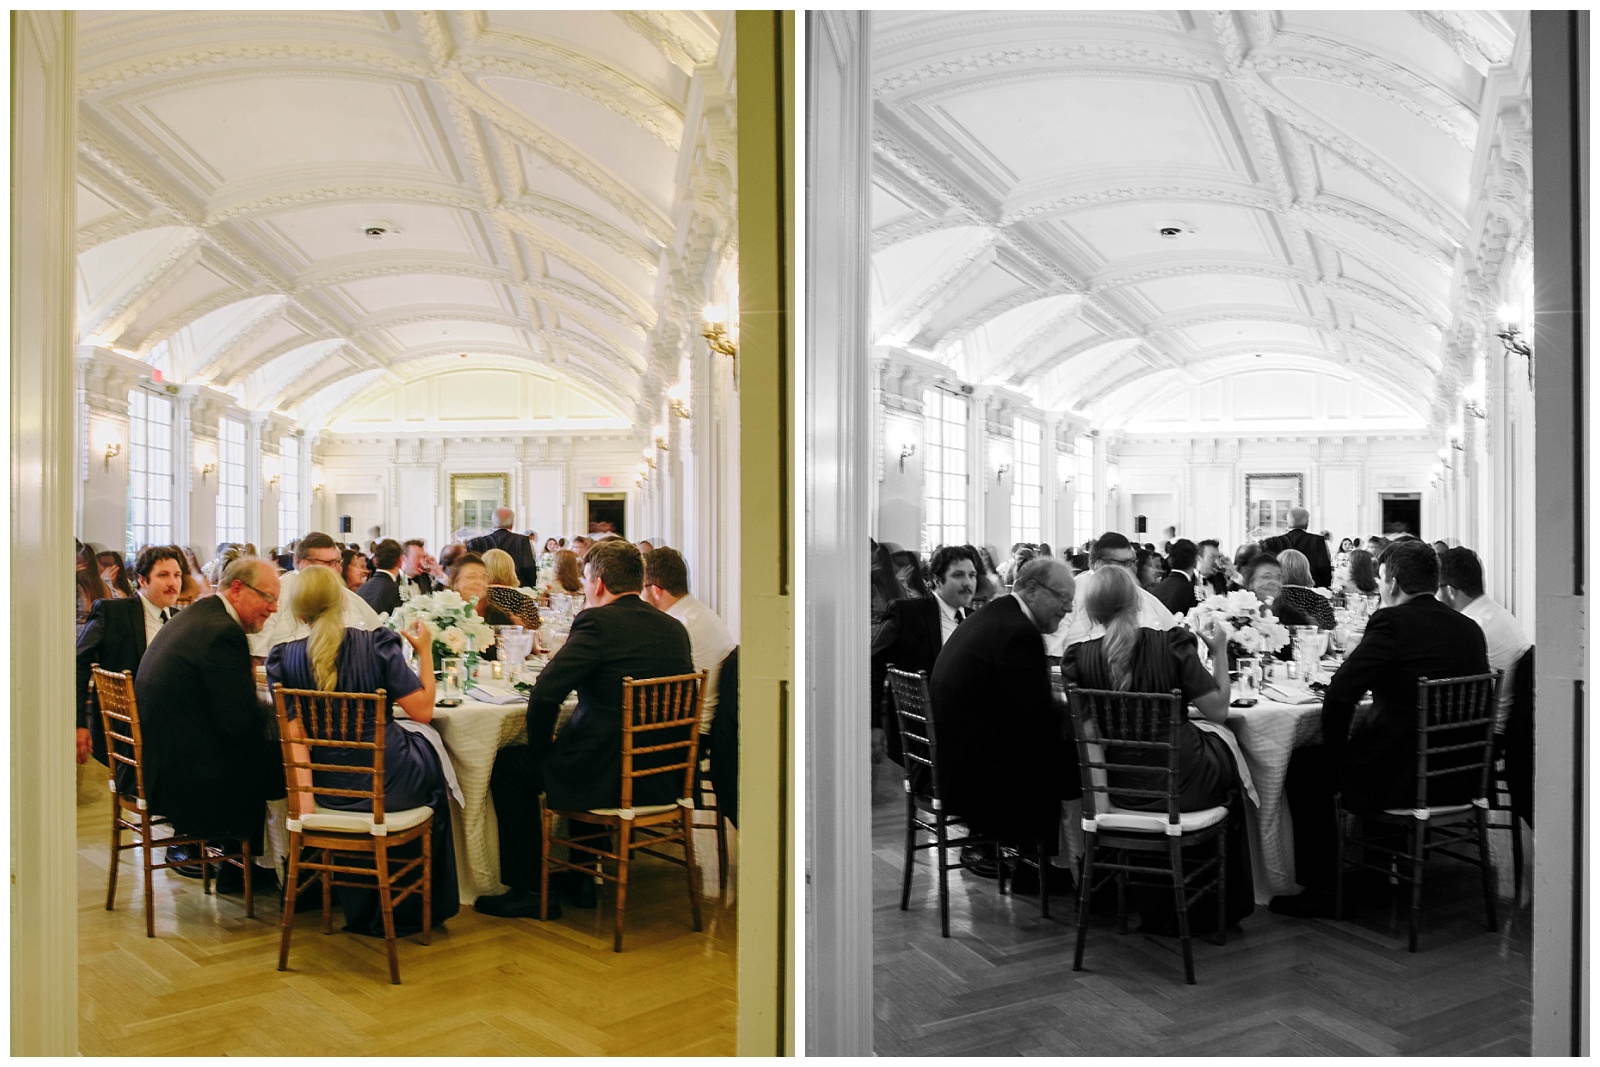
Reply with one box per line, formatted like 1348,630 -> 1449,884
1260,507 -> 1333,589
476,538 -> 694,919
1150,538 -> 1201,616
1275,539 -> 1490,916
76,544 -> 185,768
357,538 -> 405,616
931,558 -> 1080,892
399,538 -> 438,596
135,556 -> 286,890
466,508 -> 539,588
869,544 -> 980,766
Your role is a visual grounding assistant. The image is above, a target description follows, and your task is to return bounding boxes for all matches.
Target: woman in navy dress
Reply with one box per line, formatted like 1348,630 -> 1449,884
266,565 -> 460,936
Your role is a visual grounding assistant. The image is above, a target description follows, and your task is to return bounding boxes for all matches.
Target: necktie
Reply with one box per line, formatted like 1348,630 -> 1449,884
161,608 -> 175,623
954,608 -> 966,624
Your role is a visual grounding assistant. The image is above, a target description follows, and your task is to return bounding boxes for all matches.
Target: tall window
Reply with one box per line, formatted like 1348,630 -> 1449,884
216,417 -> 246,544
921,388 -> 968,555
278,435 -> 301,544
1073,434 -> 1095,548
126,389 -> 173,555
1011,417 -> 1041,545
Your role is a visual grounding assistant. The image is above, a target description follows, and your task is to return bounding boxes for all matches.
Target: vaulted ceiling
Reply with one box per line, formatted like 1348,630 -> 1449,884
868,10 -> 1528,433
75,10 -> 735,432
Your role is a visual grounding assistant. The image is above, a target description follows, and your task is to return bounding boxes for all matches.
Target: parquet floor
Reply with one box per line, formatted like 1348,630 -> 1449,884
75,765 -> 737,1056
871,764 -> 1532,1057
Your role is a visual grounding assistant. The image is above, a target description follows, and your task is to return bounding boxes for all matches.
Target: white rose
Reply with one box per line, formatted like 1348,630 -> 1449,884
441,627 -> 468,654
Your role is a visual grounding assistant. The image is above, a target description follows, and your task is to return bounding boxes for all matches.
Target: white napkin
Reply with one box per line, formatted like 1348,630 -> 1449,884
1263,682 -> 1321,705
467,684 -> 525,706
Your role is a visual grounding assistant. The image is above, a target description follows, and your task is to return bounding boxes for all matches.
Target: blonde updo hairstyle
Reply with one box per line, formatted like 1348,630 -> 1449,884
292,563 -> 347,692
482,547 -> 519,587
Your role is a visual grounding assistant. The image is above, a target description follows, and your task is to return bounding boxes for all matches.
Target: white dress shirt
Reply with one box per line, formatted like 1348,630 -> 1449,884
934,591 -> 965,645
664,594 -> 737,732
139,592 -> 171,645
1461,595 -> 1532,728
248,568 -> 383,657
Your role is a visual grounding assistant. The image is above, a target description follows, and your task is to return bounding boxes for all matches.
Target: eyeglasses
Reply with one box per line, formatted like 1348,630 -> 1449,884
239,581 -> 279,606
1096,555 -> 1136,569
304,554 -> 342,567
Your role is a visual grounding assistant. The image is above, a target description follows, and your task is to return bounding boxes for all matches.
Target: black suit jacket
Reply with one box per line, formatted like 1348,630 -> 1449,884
404,572 -> 435,596
527,594 -> 694,811
1322,594 -> 1489,809
76,596 -> 150,765
1150,572 -> 1199,616
929,595 -> 1079,844
465,528 -> 539,588
135,596 -> 282,838
870,597 -> 946,732
1260,528 -> 1333,589
358,570 -> 402,616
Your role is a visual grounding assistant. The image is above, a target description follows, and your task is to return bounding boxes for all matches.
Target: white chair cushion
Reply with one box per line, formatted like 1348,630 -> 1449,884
1383,803 -> 1477,819
585,801 -> 688,820
1084,804 -> 1228,836
291,804 -> 432,836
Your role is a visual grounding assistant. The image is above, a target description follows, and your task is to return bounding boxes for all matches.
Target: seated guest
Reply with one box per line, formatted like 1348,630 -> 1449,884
136,557 -> 287,892
1067,552 -> 1091,577
1063,565 -> 1254,928
341,547 -> 370,593
869,544 -> 979,767
891,549 -> 932,598
437,541 -> 467,574
932,558 -> 1080,894
571,535 -> 594,558
179,547 -> 213,599
1230,542 -> 1261,589
643,547 -> 737,737
1150,538 -> 1201,615
1196,539 -> 1229,595
399,539 -> 437,597
77,541 -> 112,627
1135,547 -> 1167,590
1437,547 -> 1531,731
266,565 -> 460,936
475,539 -> 693,919
976,545 -> 1005,601
1273,549 -> 1336,630
98,550 -> 135,598
76,545 -> 184,769
869,540 -> 907,635
480,547 -> 540,628
357,539 -> 404,616
1343,548 -> 1380,599
1060,533 -> 1180,650
1275,540 -> 1489,916
447,553 -> 510,655
251,533 -> 383,658
542,549 -> 583,597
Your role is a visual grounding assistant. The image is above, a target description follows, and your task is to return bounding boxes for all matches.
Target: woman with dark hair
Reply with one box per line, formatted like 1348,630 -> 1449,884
1135,547 -> 1167,590
891,549 -> 931,598
1344,548 -> 1379,597
76,542 -> 112,627
1230,542 -> 1261,591
969,544 -> 999,608
1062,564 -> 1253,931
98,550 -> 136,598
547,549 -> 583,595
341,547 -> 370,592
870,539 -> 907,634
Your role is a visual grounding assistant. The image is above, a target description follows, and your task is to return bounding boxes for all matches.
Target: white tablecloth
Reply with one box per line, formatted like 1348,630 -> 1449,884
1225,699 -> 1324,902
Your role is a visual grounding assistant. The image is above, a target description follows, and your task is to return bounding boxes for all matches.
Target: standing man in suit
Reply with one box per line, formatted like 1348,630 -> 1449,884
476,538 -> 694,919
1150,538 -> 1202,616
75,544 -> 185,767
1275,539 -> 1489,916
136,557 -> 286,891
357,538 -> 405,616
466,507 -> 539,589
869,544 -> 979,765
931,558 -> 1080,893
1260,507 -> 1333,589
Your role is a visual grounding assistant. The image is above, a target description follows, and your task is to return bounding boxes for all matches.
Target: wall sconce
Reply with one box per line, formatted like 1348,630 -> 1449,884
1495,307 -> 1533,388
313,482 -> 325,495
701,304 -> 737,358
898,442 -> 916,472
103,442 -> 122,469
267,474 -> 281,488
667,381 -> 691,420
1462,380 -> 1487,419
199,461 -> 217,483
641,447 -> 656,470
1449,426 -> 1465,451
653,424 -> 670,451
994,462 -> 1011,483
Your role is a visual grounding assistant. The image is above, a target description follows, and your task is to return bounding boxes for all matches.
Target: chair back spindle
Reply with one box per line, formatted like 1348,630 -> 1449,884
1067,687 -> 1187,830
619,672 -> 707,812
92,665 -> 147,802
886,668 -> 939,801
272,688 -> 389,828
1412,671 -> 1500,811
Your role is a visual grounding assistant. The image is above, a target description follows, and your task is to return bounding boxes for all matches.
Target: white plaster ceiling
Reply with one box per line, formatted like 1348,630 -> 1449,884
74,10 -> 733,431
868,9 -> 1525,432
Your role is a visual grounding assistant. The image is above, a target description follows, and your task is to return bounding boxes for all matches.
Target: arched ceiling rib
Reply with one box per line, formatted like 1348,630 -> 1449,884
73,9 -> 732,432
868,10 -> 1525,434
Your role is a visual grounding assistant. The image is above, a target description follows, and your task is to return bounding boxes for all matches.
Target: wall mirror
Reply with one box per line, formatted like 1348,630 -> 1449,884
450,472 -> 509,535
1244,472 -> 1304,536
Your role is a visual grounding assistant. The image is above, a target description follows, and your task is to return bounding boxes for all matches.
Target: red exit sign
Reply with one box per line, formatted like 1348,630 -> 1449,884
596,475 -> 612,488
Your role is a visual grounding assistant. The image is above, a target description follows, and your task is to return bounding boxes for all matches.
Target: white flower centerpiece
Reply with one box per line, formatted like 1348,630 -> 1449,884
1185,590 -> 1290,665
385,589 -> 496,669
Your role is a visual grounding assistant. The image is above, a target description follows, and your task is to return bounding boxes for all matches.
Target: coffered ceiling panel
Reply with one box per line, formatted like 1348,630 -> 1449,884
74,10 -> 736,433
870,9 -> 1527,434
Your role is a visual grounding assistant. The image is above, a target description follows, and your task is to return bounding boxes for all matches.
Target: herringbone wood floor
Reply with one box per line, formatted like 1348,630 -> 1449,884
75,765 -> 736,1056
871,764 -> 1531,1056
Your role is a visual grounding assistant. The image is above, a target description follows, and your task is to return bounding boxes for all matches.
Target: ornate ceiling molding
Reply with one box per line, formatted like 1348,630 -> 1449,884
875,42 -> 1225,96
880,233 -> 996,342
79,41 -> 431,94
1411,11 -> 1510,74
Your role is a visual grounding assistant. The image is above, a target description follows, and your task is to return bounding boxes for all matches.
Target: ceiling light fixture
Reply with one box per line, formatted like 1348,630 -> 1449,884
1155,220 -> 1194,239
362,221 -> 395,239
